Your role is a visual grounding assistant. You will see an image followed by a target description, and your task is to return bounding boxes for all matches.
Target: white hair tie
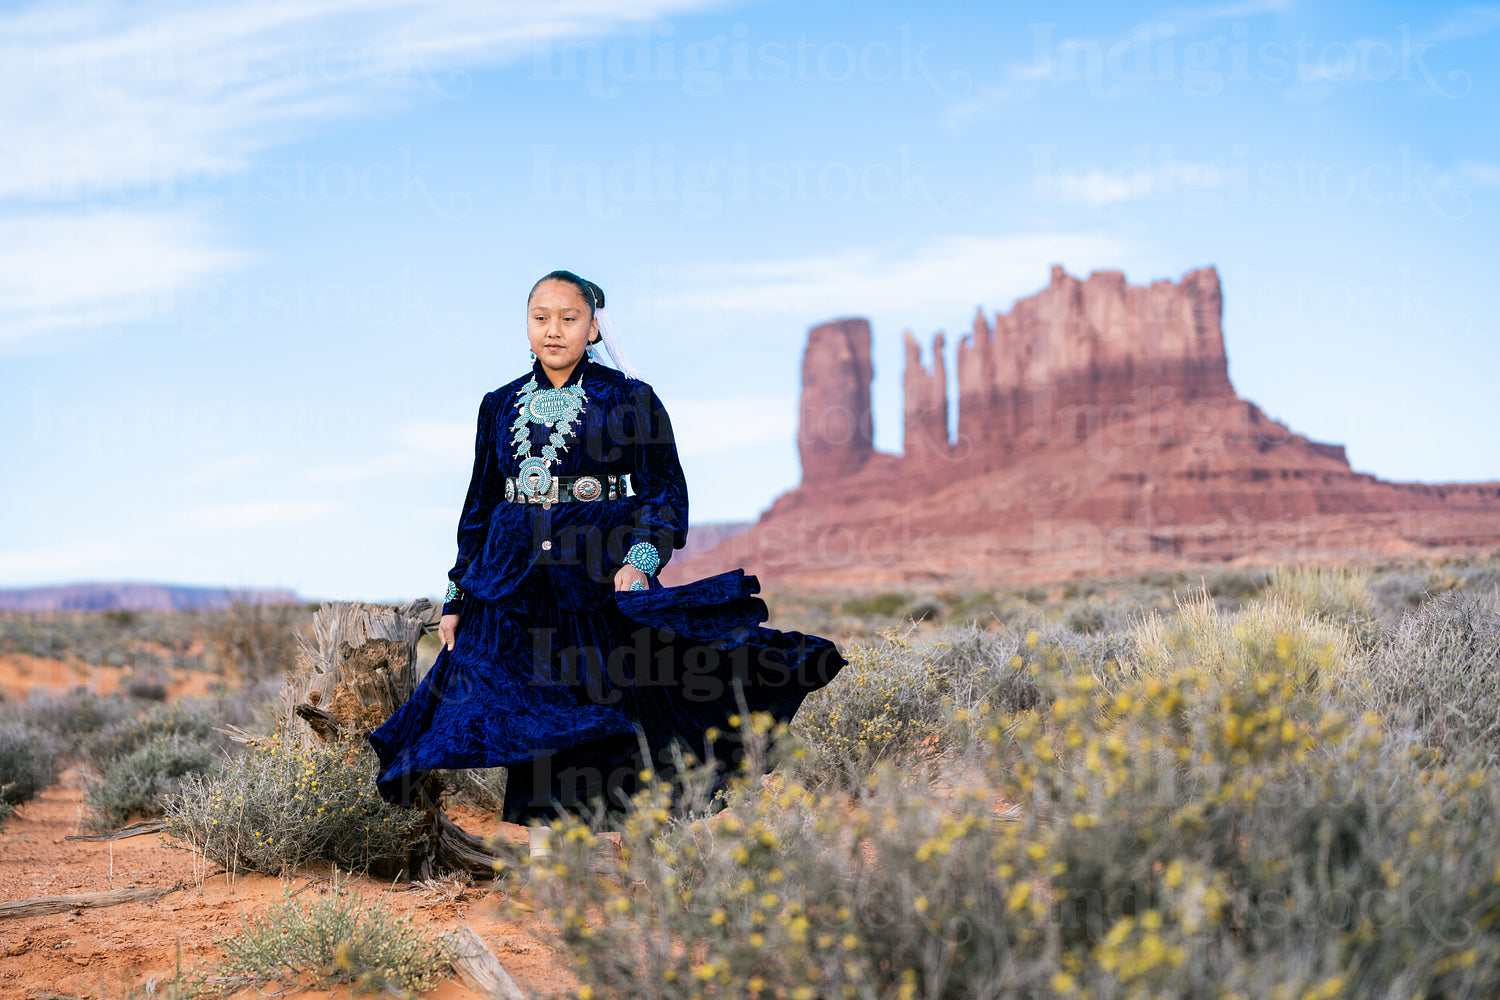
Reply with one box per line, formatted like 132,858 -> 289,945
594,305 -> 642,381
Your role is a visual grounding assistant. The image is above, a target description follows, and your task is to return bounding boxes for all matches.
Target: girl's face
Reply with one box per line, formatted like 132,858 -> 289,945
527,279 -> 598,380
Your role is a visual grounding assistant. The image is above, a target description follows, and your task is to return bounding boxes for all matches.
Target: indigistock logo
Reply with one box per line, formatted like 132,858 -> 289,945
1021,20 -> 1473,100
527,21 -> 971,100
529,142 -> 969,220
26,145 -> 472,220
1029,143 -> 1474,221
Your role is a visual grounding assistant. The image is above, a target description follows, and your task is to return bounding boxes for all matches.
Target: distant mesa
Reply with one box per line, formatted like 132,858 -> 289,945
665,264 -> 1500,589
0,582 -> 303,613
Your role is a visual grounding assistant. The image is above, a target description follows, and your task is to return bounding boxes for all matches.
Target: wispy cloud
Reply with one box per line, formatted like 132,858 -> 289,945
1421,4 -> 1500,44
936,0 -> 1495,127
0,0 -> 723,349
658,233 -> 1137,320
0,210 -> 249,349
1037,160 -> 1235,207
940,2 -> 1295,129
0,0 -> 724,202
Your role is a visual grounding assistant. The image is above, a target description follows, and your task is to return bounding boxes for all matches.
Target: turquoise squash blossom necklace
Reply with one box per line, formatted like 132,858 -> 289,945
509,368 -> 588,499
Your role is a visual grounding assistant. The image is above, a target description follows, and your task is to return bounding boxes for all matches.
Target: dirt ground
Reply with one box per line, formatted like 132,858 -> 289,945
0,648 -> 583,1000
0,768 -> 580,999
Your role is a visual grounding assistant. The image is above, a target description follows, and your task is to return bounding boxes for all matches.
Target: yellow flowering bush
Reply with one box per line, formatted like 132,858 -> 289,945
791,620 -> 1062,789
520,628 -> 1500,999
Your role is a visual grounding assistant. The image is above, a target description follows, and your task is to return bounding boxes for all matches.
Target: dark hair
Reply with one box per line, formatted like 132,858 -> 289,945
529,270 -> 605,343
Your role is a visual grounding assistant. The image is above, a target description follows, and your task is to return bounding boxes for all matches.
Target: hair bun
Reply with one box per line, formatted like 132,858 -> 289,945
585,280 -> 606,310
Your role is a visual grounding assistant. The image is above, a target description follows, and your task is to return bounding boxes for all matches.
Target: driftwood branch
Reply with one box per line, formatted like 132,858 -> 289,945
436,926 -> 529,1000
64,819 -> 169,842
0,883 -> 185,920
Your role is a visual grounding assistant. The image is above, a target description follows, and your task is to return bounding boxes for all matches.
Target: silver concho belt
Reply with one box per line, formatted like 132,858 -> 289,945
504,472 -> 632,504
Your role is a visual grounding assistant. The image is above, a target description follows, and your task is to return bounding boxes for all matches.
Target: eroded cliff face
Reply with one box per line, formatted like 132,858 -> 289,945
952,265 -> 1237,474
797,317 -> 875,483
902,329 -> 949,469
665,265 -> 1500,589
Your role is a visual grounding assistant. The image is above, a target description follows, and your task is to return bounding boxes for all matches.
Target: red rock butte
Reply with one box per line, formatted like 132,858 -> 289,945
664,265 -> 1500,590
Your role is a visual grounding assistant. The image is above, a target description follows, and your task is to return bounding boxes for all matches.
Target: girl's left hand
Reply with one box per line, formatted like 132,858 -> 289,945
614,564 -> 650,592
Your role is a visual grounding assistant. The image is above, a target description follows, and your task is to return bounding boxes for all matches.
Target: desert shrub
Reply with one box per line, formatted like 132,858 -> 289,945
201,596 -> 309,681
82,700 -> 229,774
1371,567 -> 1470,619
904,594 -> 947,624
1205,568 -> 1269,601
1460,564 -> 1500,596
1022,585 -> 1048,604
1371,570 -> 1434,616
838,592 -> 906,618
1352,590 -> 1500,759
0,796 -> 13,830
0,722 -> 62,804
1067,602 -> 1106,635
5,688 -> 134,749
945,589 -> 999,622
790,634 -> 948,789
184,866 -> 445,998
125,678 -> 170,701
525,663 -> 1500,1000
84,734 -> 219,830
792,622 -> 1067,788
924,621 -> 1059,713
1129,589 -> 1354,690
1267,564 -> 1377,620
163,732 -> 422,876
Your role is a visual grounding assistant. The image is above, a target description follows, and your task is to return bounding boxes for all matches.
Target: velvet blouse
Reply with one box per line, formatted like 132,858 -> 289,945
441,352 -> 688,616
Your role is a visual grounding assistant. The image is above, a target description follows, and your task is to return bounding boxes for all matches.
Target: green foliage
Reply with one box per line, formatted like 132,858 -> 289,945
163,732 -> 422,876
184,867 -> 446,998
0,722 -> 61,805
84,734 -> 219,830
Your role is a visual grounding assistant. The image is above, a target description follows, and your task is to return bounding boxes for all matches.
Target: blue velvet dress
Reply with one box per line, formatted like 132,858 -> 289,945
368,352 -> 847,823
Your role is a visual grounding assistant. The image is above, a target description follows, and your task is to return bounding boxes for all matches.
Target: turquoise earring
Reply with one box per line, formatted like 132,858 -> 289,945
529,349 -> 536,361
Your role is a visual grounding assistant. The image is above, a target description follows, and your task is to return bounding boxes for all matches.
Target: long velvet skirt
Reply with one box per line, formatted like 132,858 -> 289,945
367,565 -> 846,823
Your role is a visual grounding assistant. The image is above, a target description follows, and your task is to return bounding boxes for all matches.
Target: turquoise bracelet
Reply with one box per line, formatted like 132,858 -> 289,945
625,541 -> 661,576
444,580 -> 465,604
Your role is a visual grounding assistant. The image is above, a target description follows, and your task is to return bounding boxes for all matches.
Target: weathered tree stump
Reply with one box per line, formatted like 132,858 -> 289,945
277,598 -> 507,881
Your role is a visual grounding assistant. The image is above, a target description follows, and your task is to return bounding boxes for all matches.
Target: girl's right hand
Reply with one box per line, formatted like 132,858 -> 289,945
439,614 -> 461,651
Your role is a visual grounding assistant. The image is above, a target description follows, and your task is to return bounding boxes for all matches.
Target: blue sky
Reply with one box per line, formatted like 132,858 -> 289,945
2,0 -> 1496,602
